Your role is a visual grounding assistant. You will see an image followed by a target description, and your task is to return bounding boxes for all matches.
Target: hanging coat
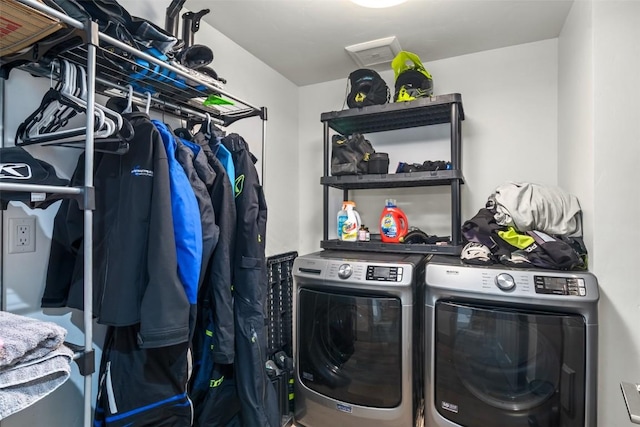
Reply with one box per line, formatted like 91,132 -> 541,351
222,133 -> 280,427
153,120 -> 203,335
42,112 -> 189,349
193,133 -> 237,364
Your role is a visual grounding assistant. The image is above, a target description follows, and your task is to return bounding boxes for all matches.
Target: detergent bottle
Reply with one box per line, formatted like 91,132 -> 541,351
379,199 -> 409,243
337,201 -> 361,241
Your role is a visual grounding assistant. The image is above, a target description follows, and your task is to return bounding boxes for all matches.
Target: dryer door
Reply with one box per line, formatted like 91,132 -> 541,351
297,288 -> 403,407
434,301 -> 586,427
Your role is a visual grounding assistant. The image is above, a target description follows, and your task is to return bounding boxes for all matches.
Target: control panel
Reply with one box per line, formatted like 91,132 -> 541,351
534,276 -> 587,296
425,256 -> 599,302
366,265 -> 404,282
322,260 -> 412,284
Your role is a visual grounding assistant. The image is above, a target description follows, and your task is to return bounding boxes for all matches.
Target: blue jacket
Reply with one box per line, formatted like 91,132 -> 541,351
153,120 -> 202,306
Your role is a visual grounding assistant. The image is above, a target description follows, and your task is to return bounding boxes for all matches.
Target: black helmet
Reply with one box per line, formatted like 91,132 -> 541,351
346,69 -> 390,108
391,51 -> 433,102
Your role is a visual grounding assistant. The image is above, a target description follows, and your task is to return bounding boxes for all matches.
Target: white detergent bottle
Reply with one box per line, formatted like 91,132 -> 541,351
338,201 -> 361,241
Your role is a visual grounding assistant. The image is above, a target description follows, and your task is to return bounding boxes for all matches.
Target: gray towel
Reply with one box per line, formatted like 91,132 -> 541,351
0,345 -> 74,420
0,311 -> 67,369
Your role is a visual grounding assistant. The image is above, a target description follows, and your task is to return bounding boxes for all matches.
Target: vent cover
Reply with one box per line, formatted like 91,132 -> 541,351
345,36 -> 402,67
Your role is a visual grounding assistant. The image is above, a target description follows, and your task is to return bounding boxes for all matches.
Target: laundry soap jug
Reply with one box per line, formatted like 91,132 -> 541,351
337,201 -> 361,241
380,199 -> 409,243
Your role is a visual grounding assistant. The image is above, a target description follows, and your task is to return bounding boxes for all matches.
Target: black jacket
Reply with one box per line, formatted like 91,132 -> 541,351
194,132 -> 237,364
42,112 -> 189,348
222,133 -> 279,427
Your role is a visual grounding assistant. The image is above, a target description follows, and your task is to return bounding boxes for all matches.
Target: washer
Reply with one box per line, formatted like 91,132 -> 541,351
293,250 -> 428,427
424,255 -> 599,427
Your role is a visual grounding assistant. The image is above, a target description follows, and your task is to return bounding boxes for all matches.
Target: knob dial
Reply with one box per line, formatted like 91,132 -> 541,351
495,273 -> 516,291
338,264 -> 353,280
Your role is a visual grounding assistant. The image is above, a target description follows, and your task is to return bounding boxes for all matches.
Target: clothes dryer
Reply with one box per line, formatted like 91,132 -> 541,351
293,251 -> 428,427
424,255 -> 599,427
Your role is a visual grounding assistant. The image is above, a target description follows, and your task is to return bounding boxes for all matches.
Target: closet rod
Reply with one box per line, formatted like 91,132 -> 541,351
17,0 -> 262,113
0,183 -> 82,195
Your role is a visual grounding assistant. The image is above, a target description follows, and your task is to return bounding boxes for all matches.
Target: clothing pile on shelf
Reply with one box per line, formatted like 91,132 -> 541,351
461,182 -> 588,270
37,99 -> 278,426
0,311 -> 73,420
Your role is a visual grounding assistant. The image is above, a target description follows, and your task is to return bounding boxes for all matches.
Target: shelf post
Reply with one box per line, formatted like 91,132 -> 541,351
450,102 -> 461,170
450,102 -> 462,247
82,19 -> 99,427
323,122 -> 330,241
261,108 -> 268,190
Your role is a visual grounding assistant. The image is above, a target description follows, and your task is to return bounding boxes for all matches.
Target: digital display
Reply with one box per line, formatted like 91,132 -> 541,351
535,276 -> 585,296
544,277 -> 566,291
373,266 -> 391,278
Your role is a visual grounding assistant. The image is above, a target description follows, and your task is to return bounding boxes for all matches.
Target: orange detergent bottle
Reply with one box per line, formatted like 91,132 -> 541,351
379,199 -> 409,243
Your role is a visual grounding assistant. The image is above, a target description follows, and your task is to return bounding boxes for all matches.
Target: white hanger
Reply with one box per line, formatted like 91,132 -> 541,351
123,84 -> 134,114
144,91 -> 152,114
22,59 -> 106,143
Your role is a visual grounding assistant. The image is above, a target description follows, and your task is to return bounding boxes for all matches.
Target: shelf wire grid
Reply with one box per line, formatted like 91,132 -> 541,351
52,41 -> 260,123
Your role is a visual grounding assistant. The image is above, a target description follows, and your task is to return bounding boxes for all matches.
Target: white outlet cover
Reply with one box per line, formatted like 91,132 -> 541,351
8,217 -> 36,254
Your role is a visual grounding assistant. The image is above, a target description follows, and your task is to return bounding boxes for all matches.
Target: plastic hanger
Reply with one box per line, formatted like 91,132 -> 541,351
144,91 -> 152,114
18,60 -> 107,144
123,84 -> 134,114
16,60 -> 133,153
23,60 -> 75,136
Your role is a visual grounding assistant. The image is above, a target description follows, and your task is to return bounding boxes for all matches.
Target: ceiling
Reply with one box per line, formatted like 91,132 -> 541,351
189,0 -> 574,87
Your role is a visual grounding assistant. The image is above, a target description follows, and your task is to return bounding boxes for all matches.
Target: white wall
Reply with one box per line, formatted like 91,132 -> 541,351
560,2 -> 640,426
558,0 -> 595,260
585,2 -> 639,426
0,1 -> 298,426
297,39 -> 559,256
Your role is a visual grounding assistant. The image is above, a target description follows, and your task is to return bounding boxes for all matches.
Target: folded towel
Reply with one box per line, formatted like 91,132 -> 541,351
0,345 -> 74,420
0,312 -> 67,369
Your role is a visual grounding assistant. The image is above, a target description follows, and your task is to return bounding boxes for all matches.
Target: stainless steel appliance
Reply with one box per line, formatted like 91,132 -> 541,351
293,251 -> 427,427
424,255 -> 599,427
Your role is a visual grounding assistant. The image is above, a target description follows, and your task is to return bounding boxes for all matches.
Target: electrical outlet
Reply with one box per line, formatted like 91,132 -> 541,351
8,217 -> 36,254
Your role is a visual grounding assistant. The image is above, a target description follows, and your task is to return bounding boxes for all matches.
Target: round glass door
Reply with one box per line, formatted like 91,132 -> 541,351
434,301 -> 587,427
298,288 -> 403,407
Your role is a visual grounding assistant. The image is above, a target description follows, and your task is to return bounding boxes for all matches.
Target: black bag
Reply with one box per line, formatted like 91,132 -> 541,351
331,133 -> 375,175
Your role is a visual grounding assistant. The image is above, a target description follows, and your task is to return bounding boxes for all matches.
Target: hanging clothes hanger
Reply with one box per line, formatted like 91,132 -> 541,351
22,60 -> 80,137
17,59 -> 107,145
53,65 -> 133,154
16,60 -> 132,153
144,91 -> 152,115
123,84 -> 134,114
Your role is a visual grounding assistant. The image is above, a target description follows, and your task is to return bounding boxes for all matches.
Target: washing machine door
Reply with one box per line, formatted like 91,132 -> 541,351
298,288 -> 403,408
434,301 -> 586,427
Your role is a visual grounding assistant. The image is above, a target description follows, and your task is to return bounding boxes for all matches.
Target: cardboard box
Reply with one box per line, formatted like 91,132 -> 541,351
0,0 -> 65,57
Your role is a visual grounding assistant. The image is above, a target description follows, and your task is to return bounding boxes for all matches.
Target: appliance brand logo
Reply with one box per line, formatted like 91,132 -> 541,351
445,269 -> 460,275
0,163 -> 32,180
441,401 -> 459,413
336,403 -> 352,413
